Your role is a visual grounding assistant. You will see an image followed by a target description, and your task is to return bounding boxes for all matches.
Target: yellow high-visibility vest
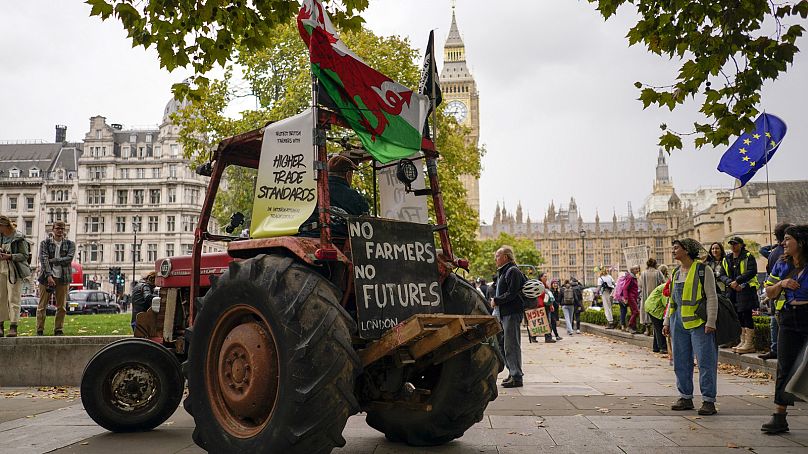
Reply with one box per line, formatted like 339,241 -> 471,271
674,261 -> 706,330
722,254 -> 760,289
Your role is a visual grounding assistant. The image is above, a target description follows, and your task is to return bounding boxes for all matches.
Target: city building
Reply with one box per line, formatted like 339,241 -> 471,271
0,127 -> 80,294
440,8 -> 481,218
75,97 -> 223,294
481,148 -> 808,283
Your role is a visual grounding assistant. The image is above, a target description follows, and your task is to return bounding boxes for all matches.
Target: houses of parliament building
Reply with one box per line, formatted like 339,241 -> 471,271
480,150 -> 808,284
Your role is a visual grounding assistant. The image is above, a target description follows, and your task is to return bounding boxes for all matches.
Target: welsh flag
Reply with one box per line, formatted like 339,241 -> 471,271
297,0 -> 429,163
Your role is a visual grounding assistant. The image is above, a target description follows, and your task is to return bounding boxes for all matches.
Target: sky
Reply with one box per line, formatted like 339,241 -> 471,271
2,0 -> 807,225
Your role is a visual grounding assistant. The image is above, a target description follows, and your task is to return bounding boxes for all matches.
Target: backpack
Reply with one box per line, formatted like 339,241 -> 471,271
613,274 -> 629,302
561,286 -> 576,305
687,263 -> 741,345
599,276 -> 613,292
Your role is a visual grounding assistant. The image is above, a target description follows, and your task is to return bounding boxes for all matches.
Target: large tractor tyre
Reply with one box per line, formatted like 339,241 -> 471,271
365,273 -> 503,446
185,255 -> 361,454
81,338 -> 184,432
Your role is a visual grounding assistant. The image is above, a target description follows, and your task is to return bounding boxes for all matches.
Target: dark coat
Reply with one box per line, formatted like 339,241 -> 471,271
131,279 -> 156,324
301,175 -> 370,237
493,262 -> 526,317
719,250 -> 759,312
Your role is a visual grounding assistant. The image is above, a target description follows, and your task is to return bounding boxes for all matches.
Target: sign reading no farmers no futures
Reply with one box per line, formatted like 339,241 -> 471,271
349,217 -> 444,339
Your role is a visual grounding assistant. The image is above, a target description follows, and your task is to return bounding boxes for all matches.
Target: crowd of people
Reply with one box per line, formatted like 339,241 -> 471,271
479,225 -> 808,432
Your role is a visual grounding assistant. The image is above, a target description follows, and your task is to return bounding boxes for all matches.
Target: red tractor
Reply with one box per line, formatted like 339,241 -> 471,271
80,109 -> 502,453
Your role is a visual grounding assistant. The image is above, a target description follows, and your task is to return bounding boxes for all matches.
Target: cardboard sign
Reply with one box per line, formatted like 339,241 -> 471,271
377,155 -> 429,224
251,109 -> 317,238
622,245 -> 649,269
525,308 -> 551,337
348,217 -> 443,339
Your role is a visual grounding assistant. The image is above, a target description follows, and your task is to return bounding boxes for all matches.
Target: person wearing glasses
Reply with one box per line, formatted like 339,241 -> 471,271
36,221 -> 75,336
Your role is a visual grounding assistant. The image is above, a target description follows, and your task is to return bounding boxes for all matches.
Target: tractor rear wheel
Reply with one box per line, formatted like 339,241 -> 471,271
364,273 -> 503,446
185,254 -> 360,454
81,338 -> 184,432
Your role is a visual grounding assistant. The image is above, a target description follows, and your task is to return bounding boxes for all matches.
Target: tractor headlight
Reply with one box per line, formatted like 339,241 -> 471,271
396,158 -> 418,186
151,296 -> 162,314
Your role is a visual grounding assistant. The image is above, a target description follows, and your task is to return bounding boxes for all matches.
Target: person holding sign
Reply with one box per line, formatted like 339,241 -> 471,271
300,155 -> 369,238
493,246 -> 528,388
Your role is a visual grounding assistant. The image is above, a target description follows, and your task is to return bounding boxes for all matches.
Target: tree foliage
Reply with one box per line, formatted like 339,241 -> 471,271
469,233 -> 544,280
171,21 -> 483,259
588,0 -> 808,151
86,0 -> 367,98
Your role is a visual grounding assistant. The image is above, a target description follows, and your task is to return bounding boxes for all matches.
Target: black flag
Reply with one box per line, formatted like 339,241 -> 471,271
419,30 -> 442,138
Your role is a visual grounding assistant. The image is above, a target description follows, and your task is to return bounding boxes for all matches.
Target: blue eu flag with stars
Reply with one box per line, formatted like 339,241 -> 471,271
717,113 -> 787,187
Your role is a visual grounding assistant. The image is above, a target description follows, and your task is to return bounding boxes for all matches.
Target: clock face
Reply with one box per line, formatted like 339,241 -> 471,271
444,100 -> 468,123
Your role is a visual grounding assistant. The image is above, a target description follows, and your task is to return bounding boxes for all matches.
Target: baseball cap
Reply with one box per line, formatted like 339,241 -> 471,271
728,236 -> 745,245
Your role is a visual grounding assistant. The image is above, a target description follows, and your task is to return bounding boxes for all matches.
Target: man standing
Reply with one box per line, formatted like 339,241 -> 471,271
0,216 -> 31,338
493,246 -> 527,388
720,237 -> 759,354
640,258 -> 666,336
37,221 -> 75,336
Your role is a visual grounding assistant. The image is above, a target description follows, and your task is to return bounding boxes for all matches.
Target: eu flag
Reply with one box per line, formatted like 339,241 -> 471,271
717,113 -> 787,187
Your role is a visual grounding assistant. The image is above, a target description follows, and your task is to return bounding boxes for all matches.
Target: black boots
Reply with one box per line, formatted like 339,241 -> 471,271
761,413 -> 789,434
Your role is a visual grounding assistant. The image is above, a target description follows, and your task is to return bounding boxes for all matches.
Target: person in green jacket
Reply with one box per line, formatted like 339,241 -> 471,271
644,282 -> 668,354
0,215 -> 32,338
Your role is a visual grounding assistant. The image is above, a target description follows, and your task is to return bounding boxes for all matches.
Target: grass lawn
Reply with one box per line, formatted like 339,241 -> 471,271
12,313 -> 132,336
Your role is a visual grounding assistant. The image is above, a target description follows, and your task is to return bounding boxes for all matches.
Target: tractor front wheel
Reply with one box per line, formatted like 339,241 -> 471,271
81,338 -> 184,432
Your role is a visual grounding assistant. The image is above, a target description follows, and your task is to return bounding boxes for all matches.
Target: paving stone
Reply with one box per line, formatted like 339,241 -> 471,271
657,427 -> 803,448
587,415 -> 694,430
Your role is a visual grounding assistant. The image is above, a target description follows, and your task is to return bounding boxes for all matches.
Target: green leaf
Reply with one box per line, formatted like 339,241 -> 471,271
86,0 -> 113,19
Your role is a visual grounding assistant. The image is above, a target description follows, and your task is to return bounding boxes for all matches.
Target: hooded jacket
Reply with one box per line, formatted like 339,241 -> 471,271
2,230 -> 31,281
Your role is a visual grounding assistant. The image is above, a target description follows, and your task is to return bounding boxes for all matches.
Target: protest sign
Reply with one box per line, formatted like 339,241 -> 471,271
525,307 -> 551,337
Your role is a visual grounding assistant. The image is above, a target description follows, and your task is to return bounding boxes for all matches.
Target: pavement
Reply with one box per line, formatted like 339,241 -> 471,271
1,331 -> 806,454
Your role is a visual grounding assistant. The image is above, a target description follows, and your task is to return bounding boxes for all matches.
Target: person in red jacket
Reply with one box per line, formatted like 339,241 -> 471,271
625,265 -> 641,334
534,273 -> 556,343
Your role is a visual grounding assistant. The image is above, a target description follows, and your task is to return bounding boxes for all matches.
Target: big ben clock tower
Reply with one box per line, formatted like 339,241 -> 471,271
440,8 -> 481,217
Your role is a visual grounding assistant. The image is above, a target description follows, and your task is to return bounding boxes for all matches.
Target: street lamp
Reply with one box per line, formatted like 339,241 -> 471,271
579,228 -> 587,285
131,221 -> 142,294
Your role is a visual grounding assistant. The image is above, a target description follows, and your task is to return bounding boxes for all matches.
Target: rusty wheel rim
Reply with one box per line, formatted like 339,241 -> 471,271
206,304 -> 279,438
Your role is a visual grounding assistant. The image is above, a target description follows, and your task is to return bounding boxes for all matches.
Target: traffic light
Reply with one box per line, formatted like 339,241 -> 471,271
108,267 -> 115,283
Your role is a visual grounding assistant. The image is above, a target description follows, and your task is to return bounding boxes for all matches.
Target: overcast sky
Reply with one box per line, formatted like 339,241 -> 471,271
2,1 -> 806,224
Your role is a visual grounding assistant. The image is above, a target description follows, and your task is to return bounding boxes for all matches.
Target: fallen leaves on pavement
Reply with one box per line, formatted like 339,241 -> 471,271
717,363 -> 772,380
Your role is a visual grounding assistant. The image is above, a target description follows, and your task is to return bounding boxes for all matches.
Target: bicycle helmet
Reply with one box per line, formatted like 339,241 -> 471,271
522,279 -> 545,299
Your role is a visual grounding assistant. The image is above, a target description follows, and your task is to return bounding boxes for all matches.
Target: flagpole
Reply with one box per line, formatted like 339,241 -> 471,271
763,112 -> 773,246
430,29 -> 438,142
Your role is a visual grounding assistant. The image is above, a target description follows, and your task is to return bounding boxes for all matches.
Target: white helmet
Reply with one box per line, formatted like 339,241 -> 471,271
522,279 -> 545,299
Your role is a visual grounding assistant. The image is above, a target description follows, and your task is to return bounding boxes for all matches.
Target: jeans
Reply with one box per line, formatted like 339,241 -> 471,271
562,305 -> 575,334
671,307 -> 718,402
493,307 -> 506,362
775,306 -> 808,406
501,312 -> 524,379
770,314 -> 779,352
601,289 -> 614,322
573,306 -> 581,330
649,314 -> 666,352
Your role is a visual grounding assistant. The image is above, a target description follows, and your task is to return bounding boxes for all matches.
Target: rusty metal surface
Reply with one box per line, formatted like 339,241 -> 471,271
206,305 -> 278,439
227,236 -> 351,266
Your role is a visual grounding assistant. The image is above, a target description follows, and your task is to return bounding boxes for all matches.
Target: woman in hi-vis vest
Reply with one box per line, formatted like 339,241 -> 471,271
663,238 -> 719,417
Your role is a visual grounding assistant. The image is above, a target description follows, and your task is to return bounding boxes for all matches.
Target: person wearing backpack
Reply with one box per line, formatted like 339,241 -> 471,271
0,216 -> 32,338
663,238 -> 720,416
492,246 -> 528,388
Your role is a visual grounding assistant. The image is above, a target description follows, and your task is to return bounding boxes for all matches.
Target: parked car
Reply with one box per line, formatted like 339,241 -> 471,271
20,296 -> 56,317
67,290 -> 120,314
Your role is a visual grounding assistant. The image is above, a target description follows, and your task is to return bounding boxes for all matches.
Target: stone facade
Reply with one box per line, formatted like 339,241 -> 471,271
75,99 -> 224,294
480,149 -> 808,283
440,9 -> 480,218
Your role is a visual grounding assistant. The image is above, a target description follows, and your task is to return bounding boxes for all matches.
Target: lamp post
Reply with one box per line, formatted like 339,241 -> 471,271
579,228 -> 587,285
131,222 -> 141,294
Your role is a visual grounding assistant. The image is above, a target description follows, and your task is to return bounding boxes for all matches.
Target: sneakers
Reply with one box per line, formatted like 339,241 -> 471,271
576,329 -> 581,334
671,398 -> 695,411
502,379 -> 523,388
545,336 -> 556,343
605,322 -> 615,330
556,336 -> 563,341
761,412 -> 789,434
698,402 -> 717,415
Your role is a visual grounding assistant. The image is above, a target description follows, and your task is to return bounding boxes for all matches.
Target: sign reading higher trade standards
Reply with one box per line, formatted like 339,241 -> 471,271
349,217 -> 443,339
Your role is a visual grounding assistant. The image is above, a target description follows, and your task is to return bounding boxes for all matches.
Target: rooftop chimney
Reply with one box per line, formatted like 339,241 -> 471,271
55,125 -> 67,143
